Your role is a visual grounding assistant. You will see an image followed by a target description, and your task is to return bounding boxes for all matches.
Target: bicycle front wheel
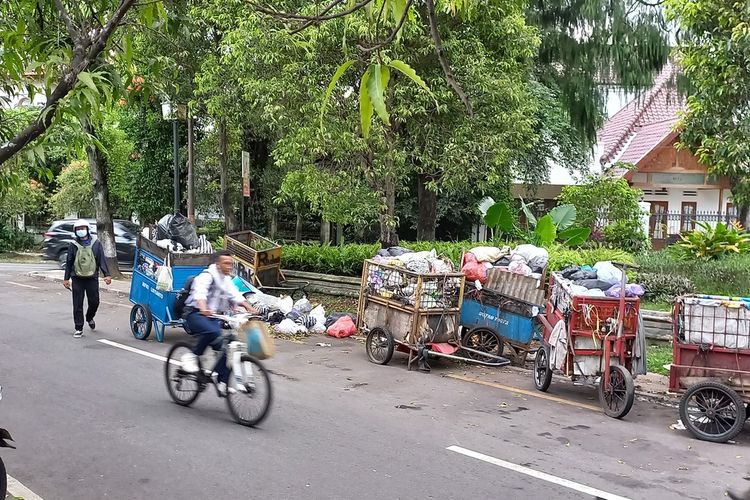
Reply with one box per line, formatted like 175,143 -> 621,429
226,354 -> 273,427
165,342 -> 202,407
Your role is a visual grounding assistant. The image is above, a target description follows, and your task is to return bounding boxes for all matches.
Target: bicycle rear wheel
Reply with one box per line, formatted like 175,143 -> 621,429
165,342 -> 203,407
226,354 -> 273,427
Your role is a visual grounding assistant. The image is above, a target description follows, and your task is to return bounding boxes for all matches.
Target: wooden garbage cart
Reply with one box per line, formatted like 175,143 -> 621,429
224,230 -> 308,299
358,259 -> 510,371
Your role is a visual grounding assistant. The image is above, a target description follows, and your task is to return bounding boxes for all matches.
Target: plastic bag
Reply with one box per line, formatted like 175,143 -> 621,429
508,260 -> 532,276
406,257 -> 430,274
574,279 -> 614,291
243,320 -> 275,359
396,250 -> 436,264
594,261 -> 625,286
155,261 -> 173,291
293,297 -> 312,314
606,284 -> 645,298
461,253 -> 488,283
278,296 -> 294,315
512,245 -> 549,269
167,213 -> 199,249
470,246 -> 503,263
327,316 -> 357,338
156,214 -> 173,241
275,318 -> 307,335
431,258 -> 453,274
325,313 -> 357,328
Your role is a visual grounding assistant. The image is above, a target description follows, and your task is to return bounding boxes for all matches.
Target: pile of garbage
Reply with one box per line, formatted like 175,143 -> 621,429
145,213 -> 214,254
246,291 -> 358,338
461,244 -> 549,284
368,247 -> 461,309
555,262 -> 645,298
372,247 -> 454,274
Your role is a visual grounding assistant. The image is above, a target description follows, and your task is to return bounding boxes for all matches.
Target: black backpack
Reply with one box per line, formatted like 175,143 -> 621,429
174,271 -> 214,319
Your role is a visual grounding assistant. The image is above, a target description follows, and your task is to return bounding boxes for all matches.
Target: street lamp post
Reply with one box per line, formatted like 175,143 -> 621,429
161,101 -> 186,215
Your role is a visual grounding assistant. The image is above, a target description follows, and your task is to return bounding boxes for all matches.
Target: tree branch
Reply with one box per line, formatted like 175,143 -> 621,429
357,0 -> 413,52
289,0 -> 345,34
52,0 -> 80,42
0,0 -> 138,166
424,0 -> 472,116
254,0 -> 374,23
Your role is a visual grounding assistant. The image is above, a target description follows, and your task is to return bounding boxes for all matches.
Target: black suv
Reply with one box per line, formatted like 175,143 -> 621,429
42,219 -> 140,269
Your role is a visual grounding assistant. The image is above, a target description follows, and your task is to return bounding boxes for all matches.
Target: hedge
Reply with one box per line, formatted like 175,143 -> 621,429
281,241 -> 635,277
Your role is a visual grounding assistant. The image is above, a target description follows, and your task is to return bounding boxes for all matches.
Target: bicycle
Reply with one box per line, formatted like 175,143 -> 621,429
164,313 -> 273,427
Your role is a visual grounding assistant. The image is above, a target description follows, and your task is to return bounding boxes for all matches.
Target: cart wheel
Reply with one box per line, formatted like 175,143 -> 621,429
533,346 -> 553,392
130,304 -> 153,340
598,365 -> 635,419
678,381 -> 747,443
461,327 -> 504,360
366,327 -> 394,365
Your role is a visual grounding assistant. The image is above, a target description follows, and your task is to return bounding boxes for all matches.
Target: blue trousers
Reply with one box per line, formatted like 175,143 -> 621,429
185,311 -> 229,383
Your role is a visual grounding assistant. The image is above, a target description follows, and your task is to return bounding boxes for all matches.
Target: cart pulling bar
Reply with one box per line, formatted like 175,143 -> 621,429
393,339 -> 511,367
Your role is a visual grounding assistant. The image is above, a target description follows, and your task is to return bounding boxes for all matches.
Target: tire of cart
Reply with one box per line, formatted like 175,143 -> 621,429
598,365 -> 635,419
130,303 -> 153,340
461,327 -> 504,360
678,381 -> 747,443
533,345 -> 553,392
366,326 -> 395,365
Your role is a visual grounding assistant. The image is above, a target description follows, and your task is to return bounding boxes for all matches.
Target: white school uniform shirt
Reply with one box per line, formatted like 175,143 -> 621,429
186,264 -> 245,313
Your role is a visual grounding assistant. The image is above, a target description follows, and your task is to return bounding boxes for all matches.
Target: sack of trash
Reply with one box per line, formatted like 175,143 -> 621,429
154,213 -> 203,251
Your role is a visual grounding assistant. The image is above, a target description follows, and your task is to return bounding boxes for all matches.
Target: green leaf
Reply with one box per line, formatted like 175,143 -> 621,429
535,215 -> 556,246
558,227 -> 591,246
367,63 -> 389,124
77,72 -> 99,94
520,198 -> 537,227
320,59 -> 355,130
359,67 -> 373,138
483,201 -> 513,233
549,204 -> 577,230
388,60 -> 435,102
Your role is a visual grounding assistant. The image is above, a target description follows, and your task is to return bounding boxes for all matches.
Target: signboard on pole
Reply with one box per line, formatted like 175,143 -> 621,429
241,151 -> 251,197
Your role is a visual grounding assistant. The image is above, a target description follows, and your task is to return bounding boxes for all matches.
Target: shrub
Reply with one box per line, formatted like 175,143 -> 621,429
672,221 -> 750,260
198,220 -> 225,242
603,219 -> 650,253
0,224 -> 36,252
636,272 -> 696,303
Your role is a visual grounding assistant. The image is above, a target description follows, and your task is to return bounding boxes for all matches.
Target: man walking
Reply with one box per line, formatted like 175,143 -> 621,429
62,220 -> 112,338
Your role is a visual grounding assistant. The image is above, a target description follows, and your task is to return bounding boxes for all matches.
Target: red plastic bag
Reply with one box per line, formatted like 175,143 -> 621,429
461,253 -> 488,283
327,316 -> 357,338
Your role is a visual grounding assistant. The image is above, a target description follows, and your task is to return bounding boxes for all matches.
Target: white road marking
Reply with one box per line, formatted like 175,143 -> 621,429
7,281 -> 40,289
447,445 -> 630,500
97,339 -> 171,363
7,473 -> 45,500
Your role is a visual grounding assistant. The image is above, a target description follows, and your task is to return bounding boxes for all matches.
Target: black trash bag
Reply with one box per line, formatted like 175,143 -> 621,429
156,214 -> 173,241
387,246 -> 413,257
570,270 -> 598,281
168,213 -> 199,249
574,279 -> 614,291
493,257 -> 512,267
267,311 -> 285,325
560,265 -> 580,279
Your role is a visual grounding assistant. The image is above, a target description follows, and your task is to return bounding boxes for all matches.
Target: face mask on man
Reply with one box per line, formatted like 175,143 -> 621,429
75,229 -> 88,238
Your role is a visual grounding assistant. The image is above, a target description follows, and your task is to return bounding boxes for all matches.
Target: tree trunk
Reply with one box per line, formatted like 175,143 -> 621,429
740,203 -> 750,228
417,173 -> 438,241
378,175 -> 399,248
320,218 -> 331,244
295,213 -> 303,242
336,223 -> 344,245
269,210 -> 278,240
218,119 -> 239,232
187,115 -> 195,224
81,120 -> 122,279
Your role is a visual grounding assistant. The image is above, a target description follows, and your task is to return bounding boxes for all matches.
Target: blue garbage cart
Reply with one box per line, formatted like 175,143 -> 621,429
129,235 -> 214,342
460,284 -> 543,365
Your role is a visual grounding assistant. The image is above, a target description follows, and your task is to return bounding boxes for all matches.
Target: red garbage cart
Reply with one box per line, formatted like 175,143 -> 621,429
670,294 -> 750,443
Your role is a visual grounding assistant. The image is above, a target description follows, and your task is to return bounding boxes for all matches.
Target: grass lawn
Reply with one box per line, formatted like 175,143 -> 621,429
641,300 -> 673,312
646,342 -> 672,376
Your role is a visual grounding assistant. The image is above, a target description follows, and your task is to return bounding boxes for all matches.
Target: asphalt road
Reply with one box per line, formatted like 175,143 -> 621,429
1,268 -> 748,500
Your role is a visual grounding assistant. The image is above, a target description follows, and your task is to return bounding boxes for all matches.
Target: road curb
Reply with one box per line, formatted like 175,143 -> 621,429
27,271 -> 130,299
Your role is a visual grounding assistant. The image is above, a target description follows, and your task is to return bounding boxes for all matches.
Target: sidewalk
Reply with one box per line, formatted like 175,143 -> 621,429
28,270 -> 131,297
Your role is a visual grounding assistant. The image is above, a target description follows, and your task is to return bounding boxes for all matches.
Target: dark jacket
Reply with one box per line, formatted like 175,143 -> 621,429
64,239 -> 111,280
